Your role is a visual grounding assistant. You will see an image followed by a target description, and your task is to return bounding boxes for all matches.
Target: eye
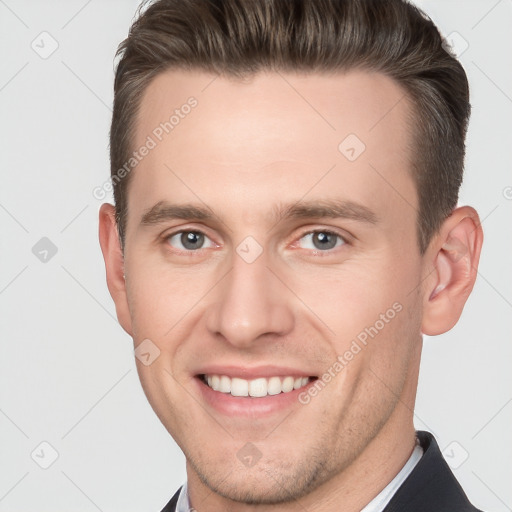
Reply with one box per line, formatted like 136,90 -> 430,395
297,230 -> 346,252
166,230 -> 216,251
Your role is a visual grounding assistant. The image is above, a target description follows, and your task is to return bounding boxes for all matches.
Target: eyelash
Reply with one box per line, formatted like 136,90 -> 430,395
162,228 -> 349,257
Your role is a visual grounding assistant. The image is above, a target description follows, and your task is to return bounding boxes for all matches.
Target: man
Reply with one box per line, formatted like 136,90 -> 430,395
98,0 -> 484,510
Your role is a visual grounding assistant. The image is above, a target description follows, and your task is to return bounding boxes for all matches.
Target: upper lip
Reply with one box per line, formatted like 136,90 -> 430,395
196,365 -> 316,380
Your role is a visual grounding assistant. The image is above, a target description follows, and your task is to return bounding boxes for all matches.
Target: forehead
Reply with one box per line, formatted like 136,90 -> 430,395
128,68 -> 417,228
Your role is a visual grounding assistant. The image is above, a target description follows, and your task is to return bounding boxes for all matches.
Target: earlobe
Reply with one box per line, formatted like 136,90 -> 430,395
98,203 -> 133,336
422,206 -> 483,336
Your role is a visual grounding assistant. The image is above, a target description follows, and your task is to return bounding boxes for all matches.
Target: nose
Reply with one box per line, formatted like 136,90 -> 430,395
205,248 -> 295,349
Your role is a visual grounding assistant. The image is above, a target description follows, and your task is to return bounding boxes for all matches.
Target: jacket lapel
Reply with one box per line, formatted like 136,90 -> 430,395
382,431 -> 482,512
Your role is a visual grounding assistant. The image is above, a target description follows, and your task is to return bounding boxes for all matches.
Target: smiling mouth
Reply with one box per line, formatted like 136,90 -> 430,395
199,374 -> 317,398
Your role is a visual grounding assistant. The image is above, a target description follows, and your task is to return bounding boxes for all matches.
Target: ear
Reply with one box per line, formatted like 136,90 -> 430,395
421,206 -> 483,336
98,203 -> 133,336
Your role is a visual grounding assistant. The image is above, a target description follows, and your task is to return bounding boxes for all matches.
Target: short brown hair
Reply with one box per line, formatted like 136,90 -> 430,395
110,0 -> 470,253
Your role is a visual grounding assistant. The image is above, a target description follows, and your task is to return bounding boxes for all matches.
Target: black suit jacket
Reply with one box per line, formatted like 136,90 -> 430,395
160,431 -> 483,511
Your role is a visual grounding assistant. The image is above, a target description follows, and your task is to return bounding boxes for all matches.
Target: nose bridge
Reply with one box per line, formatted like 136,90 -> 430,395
205,246 -> 294,347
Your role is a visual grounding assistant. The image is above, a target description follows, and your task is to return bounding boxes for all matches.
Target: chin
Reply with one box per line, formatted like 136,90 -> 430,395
199,469 -> 313,505
186,447 -> 334,506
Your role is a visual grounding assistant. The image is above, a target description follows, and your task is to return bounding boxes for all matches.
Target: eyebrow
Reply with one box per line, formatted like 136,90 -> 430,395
140,198 -> 378,227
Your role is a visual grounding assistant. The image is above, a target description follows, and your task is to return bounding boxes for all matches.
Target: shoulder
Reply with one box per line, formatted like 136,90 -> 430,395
383,431 -> 485,512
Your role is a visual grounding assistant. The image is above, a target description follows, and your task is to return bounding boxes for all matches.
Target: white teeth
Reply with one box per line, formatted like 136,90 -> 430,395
267,376 -> 282,395
249,378 -> 267,397
231,377 -> 249,397
203,374 -> 312,397
282,376 -> 294,393
219,375 -> 231,393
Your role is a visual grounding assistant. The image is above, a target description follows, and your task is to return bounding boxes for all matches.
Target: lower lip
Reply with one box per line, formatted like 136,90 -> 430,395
194,376 -> 316,417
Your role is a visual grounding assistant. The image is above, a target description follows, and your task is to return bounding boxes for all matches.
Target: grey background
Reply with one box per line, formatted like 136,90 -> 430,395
0,0 -> 510,510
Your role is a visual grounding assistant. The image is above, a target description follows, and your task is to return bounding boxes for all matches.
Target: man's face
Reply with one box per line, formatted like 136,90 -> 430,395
122,69 -> 425,503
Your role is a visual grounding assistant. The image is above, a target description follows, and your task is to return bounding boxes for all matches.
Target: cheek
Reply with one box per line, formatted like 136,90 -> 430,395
135,362 -> 190,444
125,257 -> 212,342
293,262 -> 409,320
284,254 -> 421,356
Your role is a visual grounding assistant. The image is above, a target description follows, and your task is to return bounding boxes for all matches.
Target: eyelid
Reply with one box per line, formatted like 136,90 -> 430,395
309,228 -> 349,242
161,224 -> 217,241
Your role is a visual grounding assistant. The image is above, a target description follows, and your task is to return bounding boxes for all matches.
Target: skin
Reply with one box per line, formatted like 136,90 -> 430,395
99,69 -> 483,511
